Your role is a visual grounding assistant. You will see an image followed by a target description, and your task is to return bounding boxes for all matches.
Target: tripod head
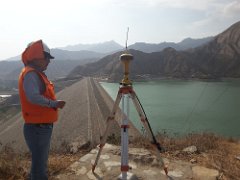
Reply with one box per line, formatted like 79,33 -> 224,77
120,52 -> 133,86
120,27 -> 133,86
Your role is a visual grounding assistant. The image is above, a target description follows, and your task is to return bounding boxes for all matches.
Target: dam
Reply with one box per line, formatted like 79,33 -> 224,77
0,77 -> 140,152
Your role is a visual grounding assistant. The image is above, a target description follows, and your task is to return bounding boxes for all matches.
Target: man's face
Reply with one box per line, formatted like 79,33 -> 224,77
33,58 -> 50,71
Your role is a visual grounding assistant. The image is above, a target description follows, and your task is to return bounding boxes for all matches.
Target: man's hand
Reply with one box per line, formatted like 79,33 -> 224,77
56,100 -> 66,109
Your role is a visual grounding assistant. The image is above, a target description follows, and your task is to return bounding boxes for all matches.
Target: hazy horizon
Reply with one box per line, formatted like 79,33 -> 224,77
0,0 -> 239,60
0,36 -> 214,61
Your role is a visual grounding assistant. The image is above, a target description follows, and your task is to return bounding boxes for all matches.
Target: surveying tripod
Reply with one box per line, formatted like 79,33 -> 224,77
92,51 -> 168,179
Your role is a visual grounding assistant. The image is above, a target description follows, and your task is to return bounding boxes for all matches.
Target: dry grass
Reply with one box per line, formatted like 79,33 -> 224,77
1,133 -> 239,180
48,151 -> 88,180
0,145 -> 29,179
0,143 -> 91,180
130,133 -> 240,180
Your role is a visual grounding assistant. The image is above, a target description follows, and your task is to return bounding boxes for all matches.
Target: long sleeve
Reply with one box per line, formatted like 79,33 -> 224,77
23,71 -> 58,108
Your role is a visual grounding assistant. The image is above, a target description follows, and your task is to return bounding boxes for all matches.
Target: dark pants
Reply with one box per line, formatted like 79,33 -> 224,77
24,123 -> 53,180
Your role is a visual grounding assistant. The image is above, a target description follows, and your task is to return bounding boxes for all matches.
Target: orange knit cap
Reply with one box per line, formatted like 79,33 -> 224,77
22,40 -> 54,65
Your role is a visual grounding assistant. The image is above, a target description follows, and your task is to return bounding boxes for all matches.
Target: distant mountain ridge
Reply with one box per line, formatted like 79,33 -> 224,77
1,21 -> 239,84
51,49 -> 105,60
68,21 -> 240,80
128,37 -> 213,53
0,49 -> 105,81
58,40 -> 124,54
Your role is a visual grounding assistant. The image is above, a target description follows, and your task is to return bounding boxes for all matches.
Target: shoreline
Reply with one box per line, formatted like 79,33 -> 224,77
95,76 -> 240,83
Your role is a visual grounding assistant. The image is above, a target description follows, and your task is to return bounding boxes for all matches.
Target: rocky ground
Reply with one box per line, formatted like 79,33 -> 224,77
55,143 -> 221,180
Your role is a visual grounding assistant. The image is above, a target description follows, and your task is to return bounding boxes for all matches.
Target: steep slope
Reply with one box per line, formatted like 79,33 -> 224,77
191,21 -> 240,77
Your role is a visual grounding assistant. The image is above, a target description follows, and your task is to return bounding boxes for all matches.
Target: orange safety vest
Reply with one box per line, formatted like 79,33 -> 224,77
18,66 -> 58,123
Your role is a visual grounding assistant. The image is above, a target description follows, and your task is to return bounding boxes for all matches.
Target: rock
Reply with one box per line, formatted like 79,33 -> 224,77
192,166 -> 219,180
201,153 -> 208,158
143,169 -> 157,176
79,153 -> 94,162
100,154 -> 110,160
151,158 -> 160,167
167,170 -> 184,178
183,146 -> 197,153
117,172 -> 138,180
69,140 -> 88,154
87,167 -> 103,180
190,158 -> 197,163
128,148 -> 155,164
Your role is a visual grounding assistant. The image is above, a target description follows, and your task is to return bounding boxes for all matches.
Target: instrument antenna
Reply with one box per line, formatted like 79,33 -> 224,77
125,27 -> 129,50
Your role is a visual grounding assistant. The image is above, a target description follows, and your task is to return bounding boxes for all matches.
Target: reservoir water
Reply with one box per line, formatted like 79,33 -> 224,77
100,79 -> 240,138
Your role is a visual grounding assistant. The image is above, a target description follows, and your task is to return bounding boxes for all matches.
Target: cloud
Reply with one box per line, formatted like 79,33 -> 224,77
222,1 -> 240,18
186,0 -> 240,38
130,0 -> 223,10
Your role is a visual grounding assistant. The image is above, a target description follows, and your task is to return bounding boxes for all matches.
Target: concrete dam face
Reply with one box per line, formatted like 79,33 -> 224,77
0,77 -> 140,152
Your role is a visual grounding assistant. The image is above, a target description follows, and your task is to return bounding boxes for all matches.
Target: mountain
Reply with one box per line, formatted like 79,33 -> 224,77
0,61 -> 22,78
1,48 -> 107,62
190,21 -> 240,78
128,37 -> 213,53
50,49 -> 105,60
0,49 -> 105,81
68,49 -> 193,81
178,37 -> 214,49
68,21 -> 240,80
58,40 -> 124,54
3,55 -> 21,61
1,60 -> 91,81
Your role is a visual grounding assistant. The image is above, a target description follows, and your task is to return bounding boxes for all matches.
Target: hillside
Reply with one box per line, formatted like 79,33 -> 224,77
68,21 -> 240,81
190,21 -> 240,78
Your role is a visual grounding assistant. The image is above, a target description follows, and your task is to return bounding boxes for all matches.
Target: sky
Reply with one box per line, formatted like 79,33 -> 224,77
0,0 -> 239,60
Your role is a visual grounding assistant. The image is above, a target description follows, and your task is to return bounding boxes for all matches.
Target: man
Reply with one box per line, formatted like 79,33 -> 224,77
18,40 -> 66,180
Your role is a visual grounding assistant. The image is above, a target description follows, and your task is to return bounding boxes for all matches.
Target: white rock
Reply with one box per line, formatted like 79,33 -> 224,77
143,169 -> 157,175
87,167 -> 103,180
192,166 -> 219,180
80,153 -> 94,162
117,172 -> 138,180
76,166 -> 87,175
104,161 -> 121,168
90,148 -> 98,154
100,154 -> 110,160
190,158 -> 197,163
129,162 -> 137,169
167,170 -> 184,177
70,161 -> 81,169
183,146 -> 197,153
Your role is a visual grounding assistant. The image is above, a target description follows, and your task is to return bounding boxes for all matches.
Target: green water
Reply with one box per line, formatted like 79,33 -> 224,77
100,79 -> 240,138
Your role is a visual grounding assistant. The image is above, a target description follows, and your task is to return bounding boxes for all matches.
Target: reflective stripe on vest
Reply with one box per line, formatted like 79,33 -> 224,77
18,66 -> 58,123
